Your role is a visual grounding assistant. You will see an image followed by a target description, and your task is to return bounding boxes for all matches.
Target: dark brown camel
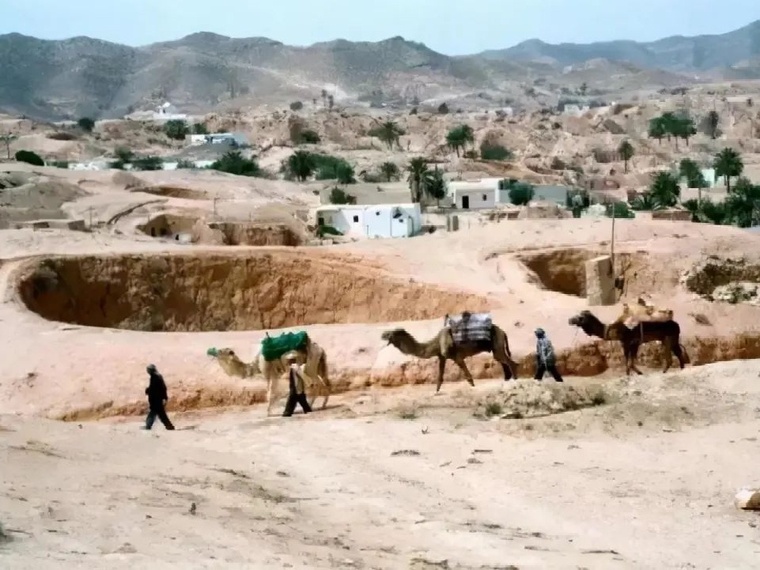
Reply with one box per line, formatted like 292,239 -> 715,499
380,323 -> 519,392
568,310 -> 689,375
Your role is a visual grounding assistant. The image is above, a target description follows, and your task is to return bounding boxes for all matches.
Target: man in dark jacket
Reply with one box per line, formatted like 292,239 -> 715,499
143,364 -> 175,430
282,353 -> 312,417
534,328 -> 564,382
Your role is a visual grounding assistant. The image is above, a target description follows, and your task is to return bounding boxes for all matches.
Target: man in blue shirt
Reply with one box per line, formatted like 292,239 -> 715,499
534,328 -> 564,382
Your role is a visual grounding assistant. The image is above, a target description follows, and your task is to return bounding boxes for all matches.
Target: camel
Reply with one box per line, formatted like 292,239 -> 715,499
568,310 -> 689,376
208,338 -> 331,415
381,314 -> 519,392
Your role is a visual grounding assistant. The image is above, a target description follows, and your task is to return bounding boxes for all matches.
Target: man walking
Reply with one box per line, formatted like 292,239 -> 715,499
534,328 -> 564,382
143,364 -> 175,430
282,353 -> 312,417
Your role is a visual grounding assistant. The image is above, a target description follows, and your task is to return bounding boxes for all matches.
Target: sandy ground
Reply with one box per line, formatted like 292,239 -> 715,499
2,162 -> 760,568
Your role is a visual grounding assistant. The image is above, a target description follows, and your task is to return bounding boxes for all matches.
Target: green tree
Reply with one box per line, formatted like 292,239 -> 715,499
437,102 -> 449,115
192,123 -> 208,135
648,171 -> 680,207
406,157 -> 430,203
334,162 -> 356,185
713,147 -> 743,192
210,151 -> 261,177
503,180 -> 535,205
14,150 -> 44,166
648,117 -> 666,144
673,115 -> 697,147
77,117 -> 95,132
704,110 -> 720,139
164,119 -> 189,140
287,150 -> 316,181
289,101 -> 304,111
370,121 -> 405,150
446,125 -> 475,157
617,140 -> 634,173
379,161 -> 400,181
724,177 -> 760,227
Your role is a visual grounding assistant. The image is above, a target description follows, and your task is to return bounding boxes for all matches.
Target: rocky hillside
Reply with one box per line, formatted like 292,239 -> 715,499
1,20 -> 759,120
480,19 -> 760,72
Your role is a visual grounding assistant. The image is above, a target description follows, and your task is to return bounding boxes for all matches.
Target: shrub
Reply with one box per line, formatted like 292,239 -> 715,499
51,160 -> 69,169
300,129 -> 321,144
312,154 -> 355,183
163,119 -> 189,140
77,117 -> 95,132
329,187 -> 356,205
437,102 -> 449,114
289,101 -> 304,111
176,159 -> 196,169
131,156 -> 164,171
192,123 -> 208,135
47,131 -> 78,141
210,151 -> 261,177
480,143 -> 512,161
606,202 -> 635,219
14,150 -> 44,166
550,157 -> 567,170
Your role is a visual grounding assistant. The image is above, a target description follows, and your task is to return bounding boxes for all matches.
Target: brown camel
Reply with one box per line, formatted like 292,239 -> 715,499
380,322 -> 519,392
209,340 -> 331,415
568,310 -> 689,376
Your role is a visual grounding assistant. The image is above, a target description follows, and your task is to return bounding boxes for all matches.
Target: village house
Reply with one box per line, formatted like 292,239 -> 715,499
314,203 -> 422,239
185,132 -> 249,147
448,180 -> 498,209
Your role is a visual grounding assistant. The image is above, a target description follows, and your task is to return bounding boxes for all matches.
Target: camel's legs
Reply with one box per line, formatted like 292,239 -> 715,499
623,343 -> 632,376
629,343 -> 644,375
672,343 -> 687,369
435,356 -> 446,392
452,356 -> 475,387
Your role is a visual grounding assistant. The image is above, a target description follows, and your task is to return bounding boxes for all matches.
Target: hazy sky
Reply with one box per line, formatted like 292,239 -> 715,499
2,0 -> 759,54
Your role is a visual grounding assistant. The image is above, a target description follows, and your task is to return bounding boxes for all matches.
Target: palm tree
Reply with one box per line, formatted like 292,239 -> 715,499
630,192 -> 664,211
287,150 -> 316,182
406,157 -> 430,203
617,140 -> 634,173
679,158 -> 708,204
648,171 -> 680,207
425,166 -> 447,205
379,161 -> 400,181
373,122 -> 405,150
713,147 -> 743,192
446,125 -> 474,157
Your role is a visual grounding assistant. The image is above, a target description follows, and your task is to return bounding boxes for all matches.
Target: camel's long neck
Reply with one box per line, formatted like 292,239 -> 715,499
582,317 -> 610,340
400,334 -> 440,359
219,357 -> 255,378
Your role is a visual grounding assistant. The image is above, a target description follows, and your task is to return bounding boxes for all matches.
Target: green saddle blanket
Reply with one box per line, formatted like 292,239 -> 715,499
261,331 -> 308,362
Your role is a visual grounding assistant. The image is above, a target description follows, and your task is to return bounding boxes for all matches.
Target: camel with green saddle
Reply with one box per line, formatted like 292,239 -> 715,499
207,331 -> 332,415
381,311 -> 519,392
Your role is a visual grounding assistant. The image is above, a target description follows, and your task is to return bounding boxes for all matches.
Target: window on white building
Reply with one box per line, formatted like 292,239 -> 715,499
352,215 -> 359,223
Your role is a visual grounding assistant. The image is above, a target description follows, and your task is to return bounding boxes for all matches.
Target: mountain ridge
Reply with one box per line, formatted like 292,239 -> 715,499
1,20 -> 759,121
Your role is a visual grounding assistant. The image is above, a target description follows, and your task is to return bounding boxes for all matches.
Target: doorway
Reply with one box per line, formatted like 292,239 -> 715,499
461,195 -> 470,209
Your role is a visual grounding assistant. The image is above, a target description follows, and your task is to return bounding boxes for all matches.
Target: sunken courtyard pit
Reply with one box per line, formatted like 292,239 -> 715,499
17,252 -> 490,331
517,248 -> 649,298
